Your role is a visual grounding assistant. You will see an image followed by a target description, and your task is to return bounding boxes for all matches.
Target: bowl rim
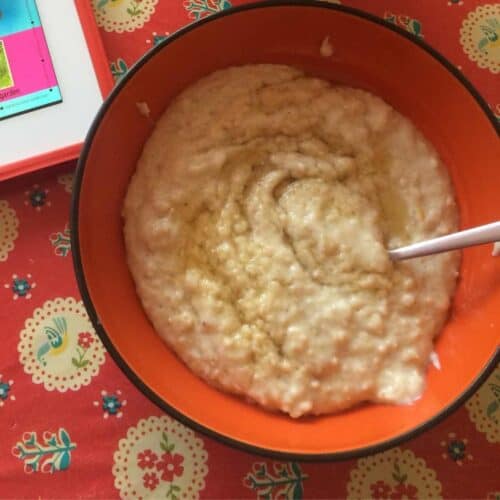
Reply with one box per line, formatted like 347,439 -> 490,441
71,0 -> 500,461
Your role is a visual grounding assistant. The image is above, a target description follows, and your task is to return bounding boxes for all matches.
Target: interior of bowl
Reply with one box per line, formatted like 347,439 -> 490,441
73,2 -> 500,458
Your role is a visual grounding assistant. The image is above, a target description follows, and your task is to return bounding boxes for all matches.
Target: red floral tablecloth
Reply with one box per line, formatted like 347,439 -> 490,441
1,1 -> 499,498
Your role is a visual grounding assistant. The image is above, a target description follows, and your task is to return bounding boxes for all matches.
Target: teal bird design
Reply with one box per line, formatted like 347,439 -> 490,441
37,318 -> 69,366
478,19 -> 500,51
97,0 -> 128,9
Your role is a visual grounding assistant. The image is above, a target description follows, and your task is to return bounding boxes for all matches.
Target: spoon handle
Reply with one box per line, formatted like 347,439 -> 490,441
388,221 -> 500,261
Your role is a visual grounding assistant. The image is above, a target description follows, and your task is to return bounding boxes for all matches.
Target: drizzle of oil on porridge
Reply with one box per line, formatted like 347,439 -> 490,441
123,65 -> 459,417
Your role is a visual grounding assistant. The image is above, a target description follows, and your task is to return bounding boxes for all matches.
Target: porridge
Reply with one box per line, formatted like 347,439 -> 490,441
123,65 -> 460,417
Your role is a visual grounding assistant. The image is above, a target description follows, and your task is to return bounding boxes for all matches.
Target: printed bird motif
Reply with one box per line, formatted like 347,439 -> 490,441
96,0 -> 126,9
479,19 -> 500,51
37,317 -> 69,366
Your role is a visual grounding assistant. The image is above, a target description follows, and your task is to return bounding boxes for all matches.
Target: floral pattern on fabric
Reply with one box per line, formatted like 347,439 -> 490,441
112,415 -> 208,498
93,0 -> 159,33
466,363 -> 500,443
12,429 -> 76,474
5,273 -> 36,300
460,4 -> 500,73
347,447 -> 442,499
0,375 -> 14,406
493,103 -> 500,122
18,298 -> 106,391
24,184 -> 50,211
93,389 -> 127,418
440,432 -> 473,465
57,173 -> 74,193
50,225 -> 71,257
384,12 -> 424,37
243,462 -> 308,499
183,0 -> 232,20
145,31 -> 170,46
110,57 -> 129,81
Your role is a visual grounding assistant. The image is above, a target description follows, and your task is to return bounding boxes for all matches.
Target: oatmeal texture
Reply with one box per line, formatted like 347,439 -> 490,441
123,65 -> 459,417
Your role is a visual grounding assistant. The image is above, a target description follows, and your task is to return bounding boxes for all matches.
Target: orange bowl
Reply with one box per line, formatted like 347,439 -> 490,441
71,1 -> 500,459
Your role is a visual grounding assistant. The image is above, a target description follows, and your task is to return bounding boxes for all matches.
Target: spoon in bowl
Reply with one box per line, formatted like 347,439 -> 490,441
388,221 -> 500,261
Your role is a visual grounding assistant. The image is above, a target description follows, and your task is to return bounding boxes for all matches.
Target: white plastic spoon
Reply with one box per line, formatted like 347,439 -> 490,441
388,221 -> 500,261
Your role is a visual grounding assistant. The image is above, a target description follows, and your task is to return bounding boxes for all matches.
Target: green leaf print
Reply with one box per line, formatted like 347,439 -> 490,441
71,344 -> 91,369
127,0 -> 144,16
184,0 -> 232,21
391,460 -> 409,484
486,400 -> 499,420
110,58 -> 129,82
59,429 -> 71,447
127,6 -> 143,17
56,450 -> 71,471
487,379 -> 500,421
291,481 -> 304,500
409,20 -> 421,36
383,12 -> 424,38
50,226 -> 71,257
160,432 -> 176,452
166,483 -> 181,499
244,462 -> 308,499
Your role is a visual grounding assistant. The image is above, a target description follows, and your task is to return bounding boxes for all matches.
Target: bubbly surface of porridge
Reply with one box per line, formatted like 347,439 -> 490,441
123,65 -> 459,417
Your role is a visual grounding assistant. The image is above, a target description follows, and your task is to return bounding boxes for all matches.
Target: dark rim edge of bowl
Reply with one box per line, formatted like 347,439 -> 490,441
71,0 -> 500,461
